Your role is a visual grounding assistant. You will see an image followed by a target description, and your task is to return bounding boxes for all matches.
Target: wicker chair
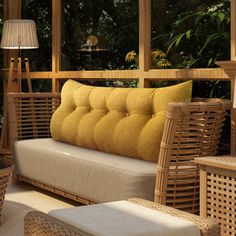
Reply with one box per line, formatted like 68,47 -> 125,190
155,98 -> 231,214
7,93 -> 231,214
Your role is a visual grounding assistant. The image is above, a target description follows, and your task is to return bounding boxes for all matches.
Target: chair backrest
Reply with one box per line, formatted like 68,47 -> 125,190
155,98 -> 231,214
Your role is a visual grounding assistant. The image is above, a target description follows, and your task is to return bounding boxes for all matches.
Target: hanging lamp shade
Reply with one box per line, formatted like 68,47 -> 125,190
0,19 -> 39,49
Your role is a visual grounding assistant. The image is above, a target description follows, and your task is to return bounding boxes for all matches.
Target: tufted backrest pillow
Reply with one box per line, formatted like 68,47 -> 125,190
50,80 -> 192,162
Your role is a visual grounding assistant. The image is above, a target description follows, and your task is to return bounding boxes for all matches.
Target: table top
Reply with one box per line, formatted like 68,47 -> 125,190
194,156 -> 236,171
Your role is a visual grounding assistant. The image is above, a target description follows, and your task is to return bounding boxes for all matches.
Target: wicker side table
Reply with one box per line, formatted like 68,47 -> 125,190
195,156 -> 236,236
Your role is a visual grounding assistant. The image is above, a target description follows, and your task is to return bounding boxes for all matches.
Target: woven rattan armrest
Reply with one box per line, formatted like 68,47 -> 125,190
24,199 -> 220,236
24,211 -> 93,236
129,198 -> 220,236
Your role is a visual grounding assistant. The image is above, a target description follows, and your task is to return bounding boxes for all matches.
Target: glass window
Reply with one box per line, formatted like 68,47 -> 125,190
150,0 -> 231,118
21,79 -> 51,92
22,0 -> 52,71
58,78 -> 137,89
151,0 -> 230,69
61,0 -> 138,71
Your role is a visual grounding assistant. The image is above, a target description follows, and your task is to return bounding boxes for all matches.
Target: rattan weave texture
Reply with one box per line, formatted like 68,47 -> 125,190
24,211 -> 93,236
129,198 -> 220,236
206,172 -> 235,235
0,163 -> 12,223
8,92 -> 61,141
195,156 -> 236,236
155,99 -> 231,214
24,198 -> 220,236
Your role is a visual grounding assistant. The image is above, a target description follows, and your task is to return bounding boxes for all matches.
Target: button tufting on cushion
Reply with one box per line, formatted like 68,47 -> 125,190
50,80 -> 192,162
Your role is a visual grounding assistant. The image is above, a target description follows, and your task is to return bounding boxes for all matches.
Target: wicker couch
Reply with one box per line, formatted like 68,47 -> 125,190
8,80 -> 231,214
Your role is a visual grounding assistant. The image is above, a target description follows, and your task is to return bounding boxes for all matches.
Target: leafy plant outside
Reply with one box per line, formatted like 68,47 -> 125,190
161,0 -> 230,68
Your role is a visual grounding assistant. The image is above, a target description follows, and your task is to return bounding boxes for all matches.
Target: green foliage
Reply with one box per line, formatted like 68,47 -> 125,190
151,0 -> 231,100
159,0 -> 230,68
18,0 -> 233,96
22,0 -> 52,71
125,49 -> 172,69
62,0 -> 138,71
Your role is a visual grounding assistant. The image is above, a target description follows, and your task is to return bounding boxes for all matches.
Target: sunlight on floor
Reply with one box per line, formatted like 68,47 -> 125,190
6,183 -> 76,212
0,182 -> 77,236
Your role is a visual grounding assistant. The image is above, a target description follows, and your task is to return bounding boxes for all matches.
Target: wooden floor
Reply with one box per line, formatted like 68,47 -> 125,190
0,182 -> 78,235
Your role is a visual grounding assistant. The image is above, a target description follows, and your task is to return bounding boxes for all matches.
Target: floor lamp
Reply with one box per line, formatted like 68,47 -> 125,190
0,19 -> 39,154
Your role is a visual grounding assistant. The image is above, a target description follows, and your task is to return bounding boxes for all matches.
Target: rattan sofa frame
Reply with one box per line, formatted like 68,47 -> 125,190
7,92 -> 231,214
24,198 -> 220,236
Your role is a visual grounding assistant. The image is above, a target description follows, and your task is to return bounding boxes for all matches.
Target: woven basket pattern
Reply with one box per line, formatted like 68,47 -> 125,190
8,93 -> 61,140
206,171 -> 236,235
129,198 -> 221,236
0,165 -> 12,223
155,99 -> 231,214
25,211 -> 93,236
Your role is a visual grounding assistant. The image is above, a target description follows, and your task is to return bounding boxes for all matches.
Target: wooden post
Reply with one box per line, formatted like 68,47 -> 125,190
216,61 -> 236,155
139,0 -> 151,88
215,0 -> 236,155
0,0 -> 22,154
25,58 -> 33,92
199,167 -> 207,218
231,0 -> 236,60
52,0 -> 61,92
231,69 -> 236,156
231,0 -> 236,155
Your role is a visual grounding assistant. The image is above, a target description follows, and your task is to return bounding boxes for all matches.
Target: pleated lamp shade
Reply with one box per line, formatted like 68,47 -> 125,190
1,19 -> 39,49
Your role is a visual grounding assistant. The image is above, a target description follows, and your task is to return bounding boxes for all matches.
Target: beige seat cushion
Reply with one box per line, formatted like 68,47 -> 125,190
14,138 -> 156,203
49,201 -> 200,236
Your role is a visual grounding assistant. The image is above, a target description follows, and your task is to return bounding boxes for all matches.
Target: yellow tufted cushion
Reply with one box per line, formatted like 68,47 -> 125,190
50,80 -> 192,162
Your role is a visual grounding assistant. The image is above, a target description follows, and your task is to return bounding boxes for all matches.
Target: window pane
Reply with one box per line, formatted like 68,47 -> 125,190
21,79 -> 51,92
151,0 -> 230,69
61,0 -> 138,71
58,79 -> 137,89
22,0 -> 52,71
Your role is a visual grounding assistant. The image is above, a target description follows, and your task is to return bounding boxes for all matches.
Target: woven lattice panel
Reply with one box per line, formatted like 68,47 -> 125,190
8,93 -> 61,140
0,164 -> 12,223
155,99 -> 231,215
206,172 -> 236,235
